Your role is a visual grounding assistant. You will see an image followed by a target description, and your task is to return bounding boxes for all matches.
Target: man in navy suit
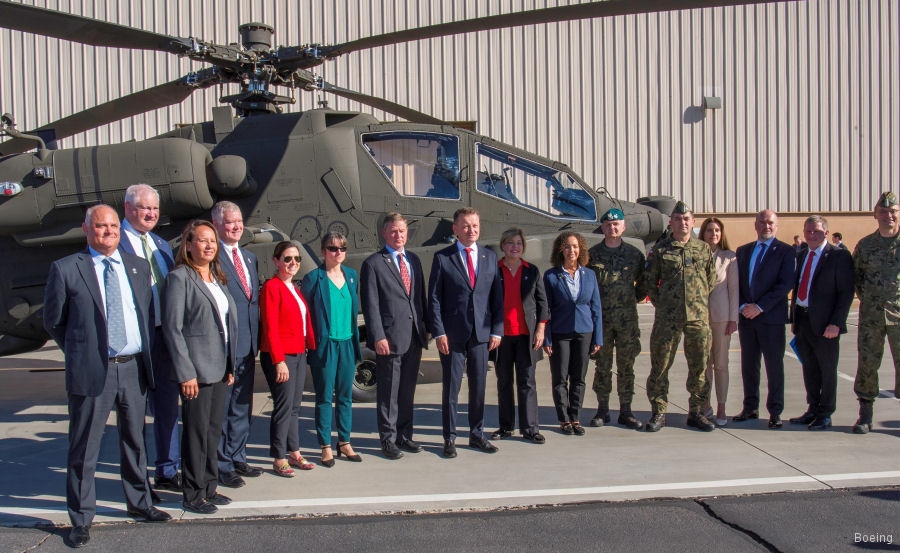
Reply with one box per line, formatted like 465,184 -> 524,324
428,207 -> 504,458
788,216 -> 855,430
734,210 -> 795,428
118,184 -> 180,493
45,205 -> 170,547
212,201 -> 261,487
361,213 -> 429,459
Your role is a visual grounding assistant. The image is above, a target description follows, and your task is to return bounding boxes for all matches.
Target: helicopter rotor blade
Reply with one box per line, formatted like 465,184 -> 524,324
0,0 -> 193,54
321,0 -> 788,58
0,71 -> 219,156
318,81 -> 444,125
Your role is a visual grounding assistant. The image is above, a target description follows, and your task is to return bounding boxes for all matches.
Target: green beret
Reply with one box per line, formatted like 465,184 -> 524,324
600,208 -> 625,222
671,201 -> 692,215
877,191 -> 898,208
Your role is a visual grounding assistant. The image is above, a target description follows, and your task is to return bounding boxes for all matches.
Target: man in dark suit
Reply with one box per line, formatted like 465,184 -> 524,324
734,210 -> 795,429
211,201 -> 261,487
118,184 -> 180,493
44,204 -> 170,548
831,232 -> 848,250
789,215 -> 855,430
428,207 -> 504,458
360,213 -> 428,459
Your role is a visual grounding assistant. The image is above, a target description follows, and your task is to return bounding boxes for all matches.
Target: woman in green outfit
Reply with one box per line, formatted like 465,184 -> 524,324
301,232 -> 363,467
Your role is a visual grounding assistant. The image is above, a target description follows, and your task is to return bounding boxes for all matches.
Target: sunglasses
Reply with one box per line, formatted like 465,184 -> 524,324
325,246 -> 347,252
281,255 -> 301,263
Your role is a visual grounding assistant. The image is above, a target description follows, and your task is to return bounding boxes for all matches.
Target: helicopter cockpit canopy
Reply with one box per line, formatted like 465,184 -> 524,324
362,131 -> 461,200
476,143 -> 597,221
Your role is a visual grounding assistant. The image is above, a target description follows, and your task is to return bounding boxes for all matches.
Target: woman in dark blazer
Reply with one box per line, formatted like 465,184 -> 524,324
543,231 -> 603,436
260,241 -> 316,477
163,220 -> 237,515
301,232 -> 363,466
491,227 -> 549,444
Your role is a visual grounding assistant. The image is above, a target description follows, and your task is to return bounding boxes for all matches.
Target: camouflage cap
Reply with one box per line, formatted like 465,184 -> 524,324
877,191 -> 898,208
671,201 -> 692,215
600,208 -> 625,222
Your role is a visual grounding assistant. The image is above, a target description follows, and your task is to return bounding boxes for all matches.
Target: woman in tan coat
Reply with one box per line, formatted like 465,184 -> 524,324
700,217 -> 738,427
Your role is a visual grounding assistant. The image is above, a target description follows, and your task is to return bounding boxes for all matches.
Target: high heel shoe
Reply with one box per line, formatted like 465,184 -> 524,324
320,445 -> 335,468
336,442 -> 362,462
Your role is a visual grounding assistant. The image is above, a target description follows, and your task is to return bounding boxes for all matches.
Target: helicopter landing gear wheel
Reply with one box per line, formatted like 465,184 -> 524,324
352,358 -> 377,403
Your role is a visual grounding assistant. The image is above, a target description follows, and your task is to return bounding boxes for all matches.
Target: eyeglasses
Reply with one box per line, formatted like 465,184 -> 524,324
325,246 -> 347,252
281,256 -> 301,263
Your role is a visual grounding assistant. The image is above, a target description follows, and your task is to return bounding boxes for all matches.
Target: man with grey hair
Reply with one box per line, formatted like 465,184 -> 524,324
211,201 -> 261,487
118,184 -> 181,493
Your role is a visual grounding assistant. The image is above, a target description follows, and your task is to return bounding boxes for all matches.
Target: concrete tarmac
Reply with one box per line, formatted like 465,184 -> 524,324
0,303 -> 898,546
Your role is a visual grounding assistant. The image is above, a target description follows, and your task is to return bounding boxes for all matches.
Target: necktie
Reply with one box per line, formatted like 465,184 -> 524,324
798,251 -> 815,301
464,247 -> 476,288
398,252 -> 411,295
104,259 -> 127,353
140,234 -> 166,293
232,247 -> 251,299
751,242 -> 767,284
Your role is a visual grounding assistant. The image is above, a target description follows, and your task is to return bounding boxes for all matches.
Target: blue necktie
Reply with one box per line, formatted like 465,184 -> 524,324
104,259 -> 127,353
750,242 -> 767,285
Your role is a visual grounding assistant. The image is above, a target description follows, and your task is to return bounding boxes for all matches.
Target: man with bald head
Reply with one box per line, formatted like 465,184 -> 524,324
733,210 -> 795,429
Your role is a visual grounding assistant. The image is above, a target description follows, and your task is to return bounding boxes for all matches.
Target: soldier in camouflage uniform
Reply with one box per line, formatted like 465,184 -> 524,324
588,208 -> 646,430
643,201 -> 716,432
852,191 -> 900,434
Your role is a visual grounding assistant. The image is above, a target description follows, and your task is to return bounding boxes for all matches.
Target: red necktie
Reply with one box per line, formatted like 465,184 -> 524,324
798,251 -> 815,302
232,247 -> 251,299
398,252 -> 411,295
464,247 -> 476,288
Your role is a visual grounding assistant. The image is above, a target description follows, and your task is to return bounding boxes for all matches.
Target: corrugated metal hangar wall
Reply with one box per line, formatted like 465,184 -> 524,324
0,0 -> 897,214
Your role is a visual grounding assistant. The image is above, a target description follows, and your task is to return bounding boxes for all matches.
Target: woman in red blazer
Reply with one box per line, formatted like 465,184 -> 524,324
260,241 -> 316,476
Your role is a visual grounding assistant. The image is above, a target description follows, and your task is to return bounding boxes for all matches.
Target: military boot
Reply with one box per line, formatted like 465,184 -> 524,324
617,403 -> 643,430
589,402 -> 611,427
645,413 -> 665,432
686,412 -> 715,432
852,400 -> 874,434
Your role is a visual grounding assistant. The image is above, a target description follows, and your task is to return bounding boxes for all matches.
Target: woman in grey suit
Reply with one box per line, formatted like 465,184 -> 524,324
164,220 -> 237,515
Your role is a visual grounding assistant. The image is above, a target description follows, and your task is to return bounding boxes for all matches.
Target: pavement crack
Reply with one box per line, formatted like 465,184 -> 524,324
696,499 -> 783,553
21,532 -> 51,552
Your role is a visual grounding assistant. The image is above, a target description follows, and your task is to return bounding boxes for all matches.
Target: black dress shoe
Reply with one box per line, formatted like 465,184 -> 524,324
732,409 -> 759,422
768,415 -> 783,429
382,441 -> 404,460
206,493 -> 231,505
443,440 -> 457,458
789,411 -> 816,425
233,462 -> 263,477
182,498 -> 217,514
397,438 -> 423,453
70,525 -> 91,548
126,506 -> 172,522
686,412 -> 715,432
645,413 -> 665,432
491,429 -> 514,440
218,471 -> 246,488
468,437 -> 499,453
522,432 -> 546,444
154,474 -> 182,492
808,416 -> 832,430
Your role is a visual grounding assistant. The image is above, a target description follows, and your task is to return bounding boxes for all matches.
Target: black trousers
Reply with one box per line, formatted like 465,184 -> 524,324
496,335 -> 539,435
218,352 -> 256,474
261,352 -> 308,459
738,318 -> 786,416
441,334 -> 488,441
549,332 -> 591,423
376,342 -> 422,445
793,308 -> 840,417
181,380 -> 227,504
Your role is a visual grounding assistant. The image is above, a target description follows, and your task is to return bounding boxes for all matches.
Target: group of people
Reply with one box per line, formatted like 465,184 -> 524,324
45,184 -> 900,547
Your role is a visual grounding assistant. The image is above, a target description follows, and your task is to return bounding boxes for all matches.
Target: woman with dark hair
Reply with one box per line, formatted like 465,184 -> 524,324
491,227 -> 549,444
542,231 -> 603,435
699,217 -> 738,427
260,241 -> 316,477
301,232 -> 363,466
163,220 -> 237,514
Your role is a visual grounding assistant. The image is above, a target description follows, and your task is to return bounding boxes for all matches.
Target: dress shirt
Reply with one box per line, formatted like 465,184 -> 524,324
456,241 -> 479,276
204,280 -> 231,345
561,266 -> 582,299
220,242 -> 250,287
385,244 -> 412,277
89,247 -> 142,356
795,242 -> 826,308
121,218 -> 168,326
284,280 -> 309,329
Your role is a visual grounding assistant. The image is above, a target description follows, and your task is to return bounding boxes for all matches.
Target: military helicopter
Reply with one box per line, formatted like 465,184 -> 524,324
0,0 -> 771,398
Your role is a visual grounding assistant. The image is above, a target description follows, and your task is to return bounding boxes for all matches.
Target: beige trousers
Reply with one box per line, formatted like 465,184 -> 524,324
706,321 -> 732,405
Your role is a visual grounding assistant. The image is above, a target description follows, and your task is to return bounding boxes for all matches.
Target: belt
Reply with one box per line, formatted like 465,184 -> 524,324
795,305 -> 809,314
109,354 -> 137,364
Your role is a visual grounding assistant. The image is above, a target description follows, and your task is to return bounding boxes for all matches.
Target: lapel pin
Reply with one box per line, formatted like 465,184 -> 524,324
131,268 -> 137,274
